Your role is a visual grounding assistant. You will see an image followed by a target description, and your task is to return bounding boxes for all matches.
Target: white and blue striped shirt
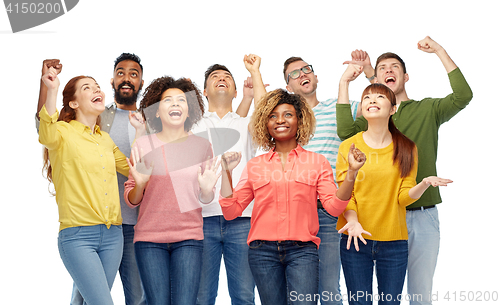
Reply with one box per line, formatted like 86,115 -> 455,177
303,98 -> 359,183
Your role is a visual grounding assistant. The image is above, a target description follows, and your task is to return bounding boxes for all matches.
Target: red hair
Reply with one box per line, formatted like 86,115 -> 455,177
362,83 -> 416,178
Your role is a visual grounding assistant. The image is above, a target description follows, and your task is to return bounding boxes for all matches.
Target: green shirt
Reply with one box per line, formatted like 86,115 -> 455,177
336,68 -> 473,208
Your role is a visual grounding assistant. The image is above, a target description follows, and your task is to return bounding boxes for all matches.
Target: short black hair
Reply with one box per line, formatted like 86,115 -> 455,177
203,64 -> 236,90
114,53 -> 143,73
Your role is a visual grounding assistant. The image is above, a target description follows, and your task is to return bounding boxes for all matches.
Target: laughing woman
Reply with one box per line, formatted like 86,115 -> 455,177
39,68 -> 130,305
335,64 -> 453,305
209,55 -> 366,305
124,76 -> 219,305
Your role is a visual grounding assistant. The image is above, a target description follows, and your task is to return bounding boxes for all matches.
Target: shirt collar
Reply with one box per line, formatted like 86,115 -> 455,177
205,111 -> 240,120
264,144 -> 304,161
69,120 -> 102,135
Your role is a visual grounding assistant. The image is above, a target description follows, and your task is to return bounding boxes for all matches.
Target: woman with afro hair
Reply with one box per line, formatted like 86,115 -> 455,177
124,76 -> 221,305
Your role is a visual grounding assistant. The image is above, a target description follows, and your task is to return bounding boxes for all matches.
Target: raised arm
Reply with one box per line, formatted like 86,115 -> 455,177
37,59 -> 63,119
417,36 -> 457,73
235,77 -> 254,117
41,67 -> 60,117
338,64 -> 363,105
344,49 -> 376,84
243,54 -> 267,108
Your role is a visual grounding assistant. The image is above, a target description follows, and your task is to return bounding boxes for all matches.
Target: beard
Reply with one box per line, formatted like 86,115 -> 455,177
113,81 -> 141,106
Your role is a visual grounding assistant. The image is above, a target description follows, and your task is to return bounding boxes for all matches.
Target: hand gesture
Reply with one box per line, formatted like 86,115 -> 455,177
422,176 -> 453,187
338,220 -> 372,251
243,54 -> 261,74
343,49 -> 372,70
242,76 -> 269,99
340,64 -> 364,83
41,67 -> 60,91
126,146 -> 153,187
42,59 -> 62,76
222,151 -> 241,171
347,143 -> 366,171
198,156 -> 222,194
129,111 -> 146,138
417,36 -> 443,54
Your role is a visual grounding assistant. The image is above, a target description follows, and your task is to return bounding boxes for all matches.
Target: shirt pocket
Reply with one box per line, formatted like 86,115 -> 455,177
251,178 -> 272,206
293,174 -> 318,204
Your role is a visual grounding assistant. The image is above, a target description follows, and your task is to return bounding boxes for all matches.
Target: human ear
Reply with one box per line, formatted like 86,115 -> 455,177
69,101 -> 79,110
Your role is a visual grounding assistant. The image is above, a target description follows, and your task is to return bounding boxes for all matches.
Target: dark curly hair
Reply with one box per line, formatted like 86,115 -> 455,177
114,53 -> 143,73
139,76 -> 204,133
250,89 -> 315,151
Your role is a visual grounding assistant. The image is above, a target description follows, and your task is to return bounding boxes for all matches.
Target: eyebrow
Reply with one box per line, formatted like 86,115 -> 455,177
210,71 -> 232,77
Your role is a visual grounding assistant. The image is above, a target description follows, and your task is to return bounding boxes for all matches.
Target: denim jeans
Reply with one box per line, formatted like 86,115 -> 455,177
70,224 -> 147,305
317,209 -> 343,305
406,207 -> 440,305
197,216 -> 255,305
248,240 -> 319,305
58,224 -> 123,305
135,239 -> 203,305
340,235 -> 408,305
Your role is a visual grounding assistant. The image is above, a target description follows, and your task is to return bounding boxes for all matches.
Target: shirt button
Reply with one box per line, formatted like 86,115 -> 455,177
105,193 -> 107,195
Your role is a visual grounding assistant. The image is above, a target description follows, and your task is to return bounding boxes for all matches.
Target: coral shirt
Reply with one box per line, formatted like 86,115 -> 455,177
219,145 -> 350,247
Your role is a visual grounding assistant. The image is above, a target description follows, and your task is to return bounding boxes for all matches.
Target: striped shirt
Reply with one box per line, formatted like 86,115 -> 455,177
303,98 -> 359,182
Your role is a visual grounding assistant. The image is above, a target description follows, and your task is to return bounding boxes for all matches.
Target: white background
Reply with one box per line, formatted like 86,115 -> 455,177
0,0 -> 498,304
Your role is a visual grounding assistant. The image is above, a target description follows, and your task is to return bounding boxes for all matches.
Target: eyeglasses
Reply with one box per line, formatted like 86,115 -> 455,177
286,65 -> 314,84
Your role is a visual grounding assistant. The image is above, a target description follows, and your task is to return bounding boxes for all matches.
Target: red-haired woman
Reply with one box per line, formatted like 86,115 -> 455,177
38,68 -> 136,304
335,65 -> 452,305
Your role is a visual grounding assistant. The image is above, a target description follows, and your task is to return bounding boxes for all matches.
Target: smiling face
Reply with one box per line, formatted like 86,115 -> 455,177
157,88 -> 189,130
360,84 -> 397,121
203,69 -> 237,102
266,103 -> 298,144
70,77 -> 105,116
111,59 -> 144,106
285,60 -> 318,97
375,58 -> 408,95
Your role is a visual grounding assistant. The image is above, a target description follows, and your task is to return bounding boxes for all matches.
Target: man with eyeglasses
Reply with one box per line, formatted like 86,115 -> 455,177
283,56 -> 363,305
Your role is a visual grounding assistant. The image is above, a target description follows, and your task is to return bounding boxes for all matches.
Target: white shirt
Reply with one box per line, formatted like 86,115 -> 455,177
191,111 -> 256,217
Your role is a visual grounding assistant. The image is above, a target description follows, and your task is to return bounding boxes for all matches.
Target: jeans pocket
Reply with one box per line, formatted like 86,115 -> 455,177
294,241 -> 317,249
59,226 -> 82,239
248,240 -> 263,249
424,207 -> 440,233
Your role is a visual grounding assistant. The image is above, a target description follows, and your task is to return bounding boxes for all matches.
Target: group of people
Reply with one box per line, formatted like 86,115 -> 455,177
36,35 -> 472,305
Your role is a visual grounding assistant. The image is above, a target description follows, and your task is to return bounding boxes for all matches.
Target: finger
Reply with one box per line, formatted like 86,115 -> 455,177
359,235 -> 368,246
346,235 -> 352,250
354,237 -> 360,252
363,230 -> 372,237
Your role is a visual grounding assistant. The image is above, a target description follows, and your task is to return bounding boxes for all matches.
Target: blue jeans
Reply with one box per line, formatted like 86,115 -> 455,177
197,216 -> 255,305
340,235 -> 408,305
58,225 -> 123,305
135,240 -> 203,305
248,240 -> 319,305
406,207 -> 440,305
70,224 -> 147,305
317,209 -> 343,305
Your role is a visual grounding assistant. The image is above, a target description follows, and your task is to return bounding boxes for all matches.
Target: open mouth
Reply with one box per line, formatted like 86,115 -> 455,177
367,106 -> 380,112
216,81 -> 228,88
169,110 -> 182,117
92,95 -> 103,103
385,76 -> 396,84
300,79 -> 310,86
119,82 -> 135,92
275,126 -> 289,131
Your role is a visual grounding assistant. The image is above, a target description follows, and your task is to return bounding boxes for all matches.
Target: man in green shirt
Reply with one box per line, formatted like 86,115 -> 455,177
337,36 -> 472,305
